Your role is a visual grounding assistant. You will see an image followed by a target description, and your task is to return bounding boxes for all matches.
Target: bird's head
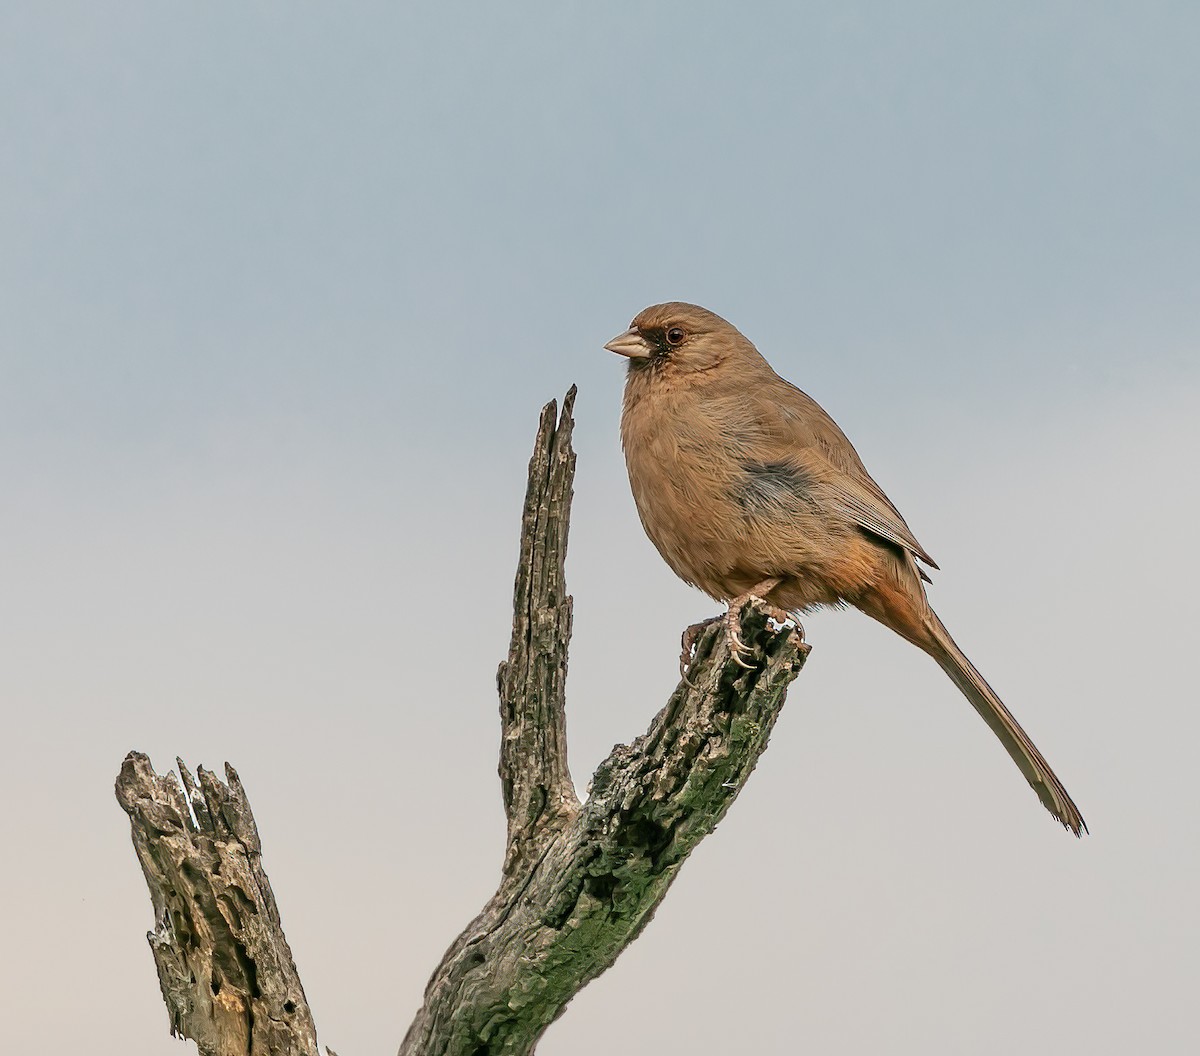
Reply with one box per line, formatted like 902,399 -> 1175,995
604,302 -> 757,378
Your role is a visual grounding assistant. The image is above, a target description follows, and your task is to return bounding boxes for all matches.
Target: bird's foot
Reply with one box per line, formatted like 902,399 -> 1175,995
723,605 -> 761,668
680,579 -> 798,680
724,579 -> 788,668
680,616 -> 722,682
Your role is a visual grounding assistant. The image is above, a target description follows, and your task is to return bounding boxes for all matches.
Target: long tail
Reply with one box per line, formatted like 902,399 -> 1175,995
921,609 -> 1086,836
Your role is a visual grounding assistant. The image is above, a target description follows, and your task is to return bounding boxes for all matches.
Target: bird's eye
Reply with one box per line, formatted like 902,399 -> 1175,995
665,327 -> 685,346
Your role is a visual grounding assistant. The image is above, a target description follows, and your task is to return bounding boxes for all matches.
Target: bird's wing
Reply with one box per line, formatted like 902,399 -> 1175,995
749,378 -> 940,570
819,464 -> 939,570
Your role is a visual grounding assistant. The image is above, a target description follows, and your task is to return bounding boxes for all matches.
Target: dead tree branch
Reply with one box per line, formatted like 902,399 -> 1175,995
399,388 -> 808,1055
117,387 -> 808,1056
115,753 -> 320,1056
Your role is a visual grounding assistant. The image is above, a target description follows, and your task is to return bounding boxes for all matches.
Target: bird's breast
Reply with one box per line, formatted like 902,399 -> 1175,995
621,385 -> 779,599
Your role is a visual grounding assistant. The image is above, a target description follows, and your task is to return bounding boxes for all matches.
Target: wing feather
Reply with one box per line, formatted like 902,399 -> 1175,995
745,377 -> 939,570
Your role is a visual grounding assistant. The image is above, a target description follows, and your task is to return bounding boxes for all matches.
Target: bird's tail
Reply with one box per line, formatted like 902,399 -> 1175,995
921,609 -> 1086,836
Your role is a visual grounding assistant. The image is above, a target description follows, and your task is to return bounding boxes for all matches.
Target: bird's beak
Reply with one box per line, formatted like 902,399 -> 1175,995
603,327 -> 653,359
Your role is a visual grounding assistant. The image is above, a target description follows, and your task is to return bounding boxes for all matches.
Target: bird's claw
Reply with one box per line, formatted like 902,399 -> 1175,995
724,605 -> 758,668
679,617 -> 720,683
679,588 -> 791,681
678,653 -> 698,686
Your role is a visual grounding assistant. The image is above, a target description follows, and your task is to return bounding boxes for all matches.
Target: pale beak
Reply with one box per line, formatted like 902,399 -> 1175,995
603,327 -> 653,358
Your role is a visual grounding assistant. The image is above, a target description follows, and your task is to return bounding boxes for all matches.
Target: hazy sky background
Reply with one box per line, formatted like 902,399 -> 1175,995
3,3 -> 1198,1054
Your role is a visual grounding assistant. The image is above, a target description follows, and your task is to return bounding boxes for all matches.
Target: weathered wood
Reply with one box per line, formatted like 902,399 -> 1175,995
496,386 -> 581,872
118,388 -> 808,1056
115,753 -> 320,1056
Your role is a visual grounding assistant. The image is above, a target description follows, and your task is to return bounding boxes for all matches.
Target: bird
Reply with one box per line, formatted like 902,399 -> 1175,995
605,301 -> 1086,836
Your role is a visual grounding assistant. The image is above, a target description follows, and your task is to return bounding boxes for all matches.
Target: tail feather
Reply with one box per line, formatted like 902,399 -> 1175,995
923,610 -> 1086,836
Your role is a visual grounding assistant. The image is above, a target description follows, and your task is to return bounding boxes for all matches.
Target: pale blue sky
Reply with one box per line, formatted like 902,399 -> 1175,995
3,4 -> 1198,1054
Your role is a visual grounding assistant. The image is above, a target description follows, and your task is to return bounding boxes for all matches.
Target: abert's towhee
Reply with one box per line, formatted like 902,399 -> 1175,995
606,301 -> 1085,835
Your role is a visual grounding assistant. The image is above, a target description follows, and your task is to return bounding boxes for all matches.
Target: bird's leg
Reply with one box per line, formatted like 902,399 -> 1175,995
725,578 -> 787,667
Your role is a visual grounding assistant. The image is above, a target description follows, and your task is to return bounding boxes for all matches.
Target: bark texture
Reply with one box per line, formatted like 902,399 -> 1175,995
117,387 -> 808,1056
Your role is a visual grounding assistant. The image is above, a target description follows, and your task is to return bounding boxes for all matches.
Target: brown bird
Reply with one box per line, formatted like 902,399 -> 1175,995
605,301 -> 1085,836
